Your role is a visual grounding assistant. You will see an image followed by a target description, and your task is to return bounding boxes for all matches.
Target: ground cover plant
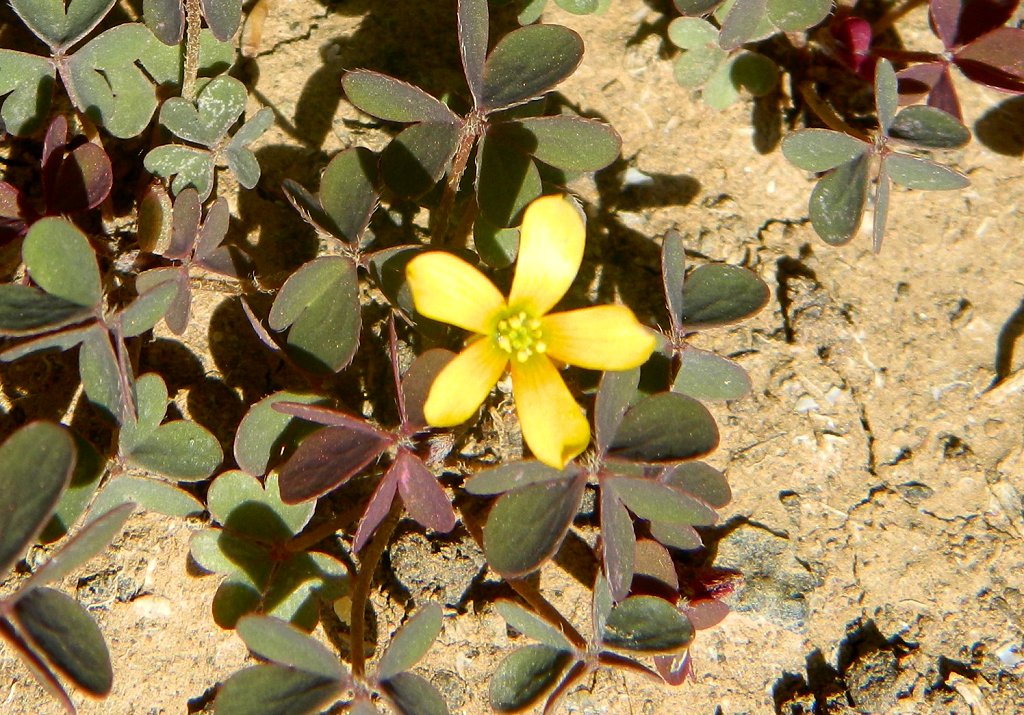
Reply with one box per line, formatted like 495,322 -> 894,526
1,0 -> 1022,712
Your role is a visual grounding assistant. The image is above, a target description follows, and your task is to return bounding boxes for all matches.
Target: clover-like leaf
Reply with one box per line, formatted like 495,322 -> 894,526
200,0 -> 242,41
234,391 -> 322,476
13,587 -> 112,696
40,435 -> 104,543
90,475 -> 204,518
608,392 -> 719,463
672,347 -> 751,401
160,76 -> 246,146
765,0 -> 830,32
887,105 -> 971,149
606,476 -> 718,526
119,280 -> 178,337
601,489 -> 635,601
483,473 -> 586,576
601,596 -> 694,653
26,502 -> 133,591
676,263 -> 769,330
884,154 -> 969,190
79,326 -> 132,424
377,602 -> 443,681
474,215 -> 520,269
144,145 -> 215,200
490,644 -> 573,713
476,133 -> 543,227
595,366 -> 640,455
382,672 -> 450,715
660,461 -> 730,508
286,147 -> 379,243
0,423 -> 75,577
465,460 -> 573,496
268,256 -> 361,373
0,51 -> 56,135
225,108 -> 274,190
718,0 -> 773,50
214,664 -> 344,715
493,117 -> 622,173
782,129 -> 868,172
495,601 -> 574,651
875,58 -> 899,135
380,122 -> 462,199
10,0 -> 116,50
668,17 -> 719,49
23,218 -> 101,309
480,24 -> 584,111
342,71 -> 458,124
237,615 -> 347,681
118,373 -> 223,480
0,285 -> 94,336
808,153 -> 869,246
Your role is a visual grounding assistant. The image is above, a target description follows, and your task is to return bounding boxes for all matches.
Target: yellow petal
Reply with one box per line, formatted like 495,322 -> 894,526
508,195 -> 585,316
510,356 -> 590,469
406,252 -> 506,333
541,305 -> 656,370
424,338 -> 508,427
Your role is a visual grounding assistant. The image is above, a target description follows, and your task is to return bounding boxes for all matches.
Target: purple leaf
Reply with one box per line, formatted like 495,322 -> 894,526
195,196 -> 230,262
459,0 -> 488,104
682,598 -> 730,630
50,142 -> 113,214
167,188 -> 201,260
400,349 -> 456,432
600,489 -> 635,602
930,0 -> 1017,48
354,467 -> 400,552
276,425 -> 393,504
654,651 -> 692,686
273,402 -> 393,439
396,449 -> 456,535
956,27 -> 1024,93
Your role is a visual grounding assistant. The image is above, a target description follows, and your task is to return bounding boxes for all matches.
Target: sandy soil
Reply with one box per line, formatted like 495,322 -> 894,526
2,1 -> 1023,713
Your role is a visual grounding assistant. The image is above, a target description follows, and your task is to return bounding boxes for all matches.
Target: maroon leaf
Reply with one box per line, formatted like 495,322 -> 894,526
276,425 -> 393,504
654,651 -> 692,686
601,489 -> 635,602
682,598 -> 730,630
395,449 -> 456,535
400,349 -> 456,432
930,0 -> 1017,49
167,188 -> 201,260
195,196 -> 230,263
273,402 -> 393,439
898,63 -> 963,120
830,16 -> 874,78
956,27 -> 1024,93
353,467 -> 400,552
50,142 -> 113,214
41,116 -> 68,196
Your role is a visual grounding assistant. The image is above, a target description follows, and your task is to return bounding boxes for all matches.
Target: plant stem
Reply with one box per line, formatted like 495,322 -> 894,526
797,81 -> 872,143
350,500 -> 402,678
182,0 -> 203,101
434,112 -> 484,245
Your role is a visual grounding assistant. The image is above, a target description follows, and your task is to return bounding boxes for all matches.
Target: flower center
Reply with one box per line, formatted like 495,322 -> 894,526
494,310 -> 546,363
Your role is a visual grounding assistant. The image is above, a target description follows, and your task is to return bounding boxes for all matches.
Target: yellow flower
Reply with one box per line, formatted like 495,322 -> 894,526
406,195 -> 656,468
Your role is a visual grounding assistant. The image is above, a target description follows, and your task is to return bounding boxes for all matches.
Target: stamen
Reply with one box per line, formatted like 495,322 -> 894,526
494,309 -> 545,362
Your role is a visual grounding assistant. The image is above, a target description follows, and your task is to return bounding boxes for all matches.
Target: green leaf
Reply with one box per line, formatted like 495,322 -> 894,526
884,154 -> 969,190
674,46 -> 727,88
601,490 -> 635,601
661,229 -> 687,333
226,108 -> 275,189
119,281 -> 178,337
380,121 -> 462,199
672,347 -> 751,400
268,256 -> 361,373
233,391 -> 322,476
207,471 -> 314,540
23,218 -> 102,308
10,0 -> 116,50
595,366 -> 640,454
89,475 -> 204,518
464,460 -> 572,496
765,0 -> 831,32
674,0 -> 723,13
0,423 -> 74,576
79,327 -> 130,424
342,71 -> 456,124
144,145 -> 215,201
677,263 -> 769,329
490,644 -> 572,713
730,51 -> 778,96
874,59 -> 898,135
214,664 -> 343,715
318,147 -> 379,242
516,0 -> 546,24
474,214 -> 519,269
483,475 -> 585,576
718,0 -> 770,51
476,134 -> 542,227
782,129 -> 868,172
377,603 -> 443,681
0,323 -> 93,362
873,163 -> 891,253
40,435 -> 104,542
809,153 -> 869,246
609,393 -> 719,463
887,105 -> 971,148
160,76 -> 245,146
143,0 -> 182,44
0,50 -> 56,136
13,587 -> 112,695
495,601 -> 574,651
661,461 -> 730,508
702,55 -> 741,109
382,672 -> 450,715
505,116 -> 621,172
607,477 -> 718,525
459,0 -> 488,102
200,0 -> 241,41
556,0 -> 599,12
0,285 -> 93,336
28,503 -> 133,588
667,17 -> 718,49
481,25 -> 584,111
650,521 -> 702,550
236,616 -> 346,680
601,596 -> 694,653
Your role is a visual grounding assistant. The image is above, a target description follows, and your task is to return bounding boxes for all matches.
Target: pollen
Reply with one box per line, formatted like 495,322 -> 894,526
494,310 -> 545,362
